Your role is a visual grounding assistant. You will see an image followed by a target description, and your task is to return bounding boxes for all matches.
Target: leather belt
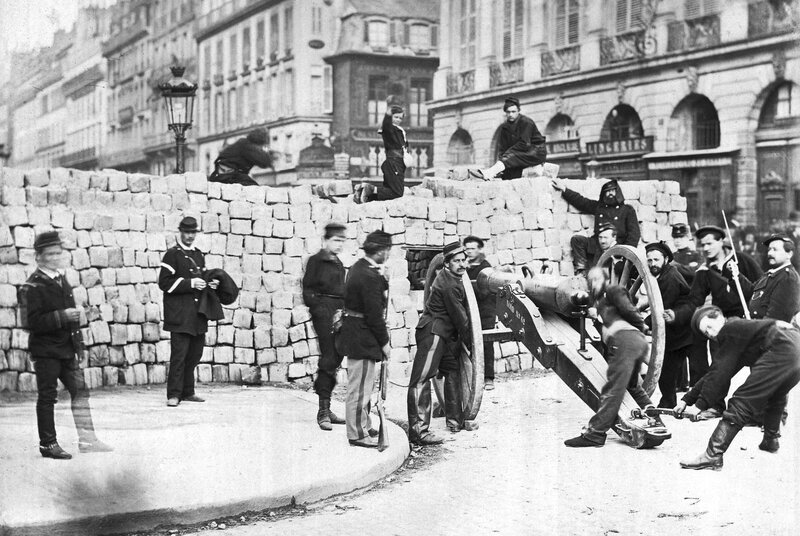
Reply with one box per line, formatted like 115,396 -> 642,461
344,309 -> 365,318
318,293 -> 343,299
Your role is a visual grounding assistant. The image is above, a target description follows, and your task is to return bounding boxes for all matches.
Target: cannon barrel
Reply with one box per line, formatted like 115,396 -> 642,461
475,267 -> 589,318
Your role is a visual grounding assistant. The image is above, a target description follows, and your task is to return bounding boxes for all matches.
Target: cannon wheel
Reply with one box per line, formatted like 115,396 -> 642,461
422,255 -> 484,421
596,245 -> 665,397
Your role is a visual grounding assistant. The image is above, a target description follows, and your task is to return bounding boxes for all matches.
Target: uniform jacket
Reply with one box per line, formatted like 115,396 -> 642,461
215,137 -> 273,174
749,263 -> 800,322
649,263 -> 692,351
594,284 -> 645,343
562,180 -> 641,249
675,253 -> 762,324
466,256 -> 496,324
302,249 -> 346,312
158,244 -> 209,335
380,113 -> 408,156
18,269 -> 81,359
683,319 -> 789,410
497,114 -> 547,171
672,248 -> 702,285
339,258 -> 389,361
417,268 -> 471,346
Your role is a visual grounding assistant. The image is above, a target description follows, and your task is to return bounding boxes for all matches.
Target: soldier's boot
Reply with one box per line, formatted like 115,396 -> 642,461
317,398 -> 333,431
759,429 -> 780,453
444,373 -> 462,433
680,419 -> 741,470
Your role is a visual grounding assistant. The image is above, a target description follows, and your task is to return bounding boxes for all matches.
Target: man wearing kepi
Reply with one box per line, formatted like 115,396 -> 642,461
19,231 -> 112,459
476,97 -> 546,180
678,306 -> 800,469
339,231 -> 393,448
748,234 -> 800,322
408,242 -> 474,445
159,216 -> 218,407
463,235 -> 497,390
551,178 -> 640,276
303,222 -> 347,431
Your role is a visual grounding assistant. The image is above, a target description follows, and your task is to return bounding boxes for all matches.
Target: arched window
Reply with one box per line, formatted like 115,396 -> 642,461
447,127 -> 474,165
759,81 -> 799,127
600,104 -> 643,140
545,113 -> 578,141
670,94 -> 720,151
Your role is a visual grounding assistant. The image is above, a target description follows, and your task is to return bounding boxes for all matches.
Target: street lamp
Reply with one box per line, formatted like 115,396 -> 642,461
159,66 -> 197,174
586,159 -> 600,180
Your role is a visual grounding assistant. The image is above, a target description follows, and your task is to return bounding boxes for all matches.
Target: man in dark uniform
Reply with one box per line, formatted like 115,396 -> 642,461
551,178 -> 641,275
159,216 -> 218,407
678,306 -> 800,469
463,235 -> 496,390
749,234 -> 800,322
208,128 -> 275,185
303,222 -> 347,431
356,97 -> 409,203
407,241 -> 473,445
671,223 -> 702,285
644,242 -> 692,408
672,225 -> 763,409
339,231 -> 393,448
475,96 -> 546,180
19,231 -> 112,459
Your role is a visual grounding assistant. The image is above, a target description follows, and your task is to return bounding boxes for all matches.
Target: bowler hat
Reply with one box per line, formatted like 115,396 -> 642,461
671,223 -> 690,238
503,96 -> 520,111
763,234 -> 795,251
33,231 -> 62,252
645,241 -> 674,263
691,305 -> 723,337
443,241 -> 465,261
695,225 -> 725,241
178,216 -> 199,232
362,230 -> 392,250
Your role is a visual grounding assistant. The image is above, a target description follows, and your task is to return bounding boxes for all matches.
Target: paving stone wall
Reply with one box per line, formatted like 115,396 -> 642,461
0,166 -> 687,392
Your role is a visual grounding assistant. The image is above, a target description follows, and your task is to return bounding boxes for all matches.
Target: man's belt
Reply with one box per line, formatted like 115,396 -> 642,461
317,293 -> 343,299
344,309 -> 365,318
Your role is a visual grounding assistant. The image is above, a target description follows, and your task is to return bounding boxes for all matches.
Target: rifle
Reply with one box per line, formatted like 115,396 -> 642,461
722,210 -> 751,319
377,358 -> 389,452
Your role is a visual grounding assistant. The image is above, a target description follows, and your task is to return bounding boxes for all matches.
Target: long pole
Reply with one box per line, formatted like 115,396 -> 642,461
174,131 -> 186,174
722,210 -> 751,319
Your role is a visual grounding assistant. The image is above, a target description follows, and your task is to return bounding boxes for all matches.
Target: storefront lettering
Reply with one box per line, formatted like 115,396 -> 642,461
586,136 -> 654,156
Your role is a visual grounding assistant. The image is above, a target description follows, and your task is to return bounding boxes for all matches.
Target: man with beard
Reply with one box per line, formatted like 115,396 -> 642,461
564,267 -> 657,448
672,225 -> 763,417
551,178 -> 640,276
463,235 -> 497,390
644,242 -> 692,408
303,223 -> 347,431
474,97 -> 546,180
678,306 -> 800,469
407,241 -> 474,445
748,235 -> 800,322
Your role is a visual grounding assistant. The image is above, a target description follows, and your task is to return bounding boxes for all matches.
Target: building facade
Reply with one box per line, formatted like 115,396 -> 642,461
431,0 -> 799,229
325,0 -> 439,180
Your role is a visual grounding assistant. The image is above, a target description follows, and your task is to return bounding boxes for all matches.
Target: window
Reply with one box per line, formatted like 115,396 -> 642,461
693,103 -> 720,149
554,0 -> 579,47
684,0 -> 719,19
270,13 -> 280,59
409,79 -> 430,127
229,34 -> 238,75
368,76 -> 388,124
616,0 -> 642,33
284,6 -> 293,56
284,68 -> 294,115
203,44 -> 211,80
242,27 -> 251,68
312,4 -> 323,35
310,73 -> 323,115
502,0 -> 524,59
215,40 -> 224,75
669,94 -> 719,150
458,0 -> 476,69
368,21 -> 389,48
228,89 -> 237,127
323,65 -> 332,114
759,82 -> 799,126
601,104 -> 644,140
256,19 -> 265,60
214,92 -> 224,130
409,24 -> 430,50
545,113 -> 578,141
269,72 -> 278,120
240,84 -> 248,124
202,94 -> 210,134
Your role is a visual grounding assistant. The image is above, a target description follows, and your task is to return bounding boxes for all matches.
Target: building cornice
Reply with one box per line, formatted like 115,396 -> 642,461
197,115 -> 332,144
195,0 -> 284,43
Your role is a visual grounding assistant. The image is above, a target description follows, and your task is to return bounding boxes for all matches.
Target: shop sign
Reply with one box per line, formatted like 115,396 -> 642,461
586,136 -> 653,156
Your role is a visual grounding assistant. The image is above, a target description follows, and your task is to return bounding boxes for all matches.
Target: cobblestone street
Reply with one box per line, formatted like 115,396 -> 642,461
180,368 -> 800,536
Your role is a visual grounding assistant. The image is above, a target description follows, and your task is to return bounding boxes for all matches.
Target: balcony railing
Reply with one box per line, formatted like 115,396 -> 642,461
541,45 -> 580,78
748,0 -> 796,38
446,70 -> 475,96
197,0 -> 264,34
102,19 -> 149,56
600,29 -> 647,65
363,144 -> 431,179
59,147 -> 97,168
667,14 -> 720,52
489,58 -> 524,87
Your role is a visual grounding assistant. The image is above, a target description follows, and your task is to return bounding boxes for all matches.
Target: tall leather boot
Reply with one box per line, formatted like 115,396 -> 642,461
759,429 -> 780,453
444,372 -> 462,433
680,419 -> 741,470
317,398 -> 332,431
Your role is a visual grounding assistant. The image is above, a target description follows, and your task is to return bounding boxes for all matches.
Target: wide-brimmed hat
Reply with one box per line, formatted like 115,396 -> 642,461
443,241 -> 465,261
645,241 -> 674,263
33,231 -> 62,252
695,225 -> 725,241
178,216 -> 199,232
691,305 -> 723,336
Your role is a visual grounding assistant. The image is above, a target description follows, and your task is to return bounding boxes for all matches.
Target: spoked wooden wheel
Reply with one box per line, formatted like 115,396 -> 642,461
596,245 -> 665,396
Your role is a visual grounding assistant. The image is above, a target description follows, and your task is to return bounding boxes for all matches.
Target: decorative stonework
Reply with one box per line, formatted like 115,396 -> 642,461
616,81 -> 627,104
686,66 -> 699,93
772,50 -> 786,80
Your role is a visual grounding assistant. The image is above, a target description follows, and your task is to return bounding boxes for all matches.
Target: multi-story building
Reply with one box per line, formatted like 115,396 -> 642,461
195,0 -> 338,184
431,0 -> 799,229
325,0 -> 439,180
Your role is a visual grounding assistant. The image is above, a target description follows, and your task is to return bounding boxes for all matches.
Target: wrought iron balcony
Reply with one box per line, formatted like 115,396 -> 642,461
489,58 -> 524,87
748,0 -> 796,38
59,147 -> 97,168
541,45 -> 580,78
600,29 -> 648,65
667,14 -> 720,52
446,70 -> 475,96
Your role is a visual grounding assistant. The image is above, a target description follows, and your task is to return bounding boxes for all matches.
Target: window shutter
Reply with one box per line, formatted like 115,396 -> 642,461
364,20 -> 369,43
513,0 -> 523,57
323,65 -> 332,114
568,0 -> 579,44
502,0 -> 512,58
404,23 -> 410,46
685,0 -> 701,19
630,0 -> 643,27
431,24 -> 438,48
616,0 -> 628,33
705,0 -> 720,14
389,21 -> 397,45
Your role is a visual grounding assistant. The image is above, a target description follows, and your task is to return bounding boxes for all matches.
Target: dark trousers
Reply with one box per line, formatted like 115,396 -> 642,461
167,332 -> 206,400
481,315 -> 496,380
407,324 -> 452,441
688,337 -> 711,386
658,346 -> 691,408
570,235 -> 603,272
312,298 -> 344,399
500,167 -> 523,180
33,357 -> 95,446
585,329 -> 652,442
724,328 -> 800,431
208,171 -> 258,186
375,157 -> 405,201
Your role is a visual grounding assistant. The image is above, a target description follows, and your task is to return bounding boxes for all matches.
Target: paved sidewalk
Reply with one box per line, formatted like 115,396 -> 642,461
0,385 -> 409,536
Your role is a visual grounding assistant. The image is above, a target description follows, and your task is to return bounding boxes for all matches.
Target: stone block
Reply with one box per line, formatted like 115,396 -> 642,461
185,172 -> 208,193
147,364 -> 167,384
253,218 -> 273,237
671,195 -> 687,211
124,343 -> 141,365
288,324 -> 306,343
266,188 -> 289,204
131,363 -> 148,385
272,220 -> 294,238
287,361 -> 306,379
17,372 -> 37,391
196,364 -> 213,382
268,362 -> 288,382
234,329 -> 254,348
217,325 -> 235,345
212,364 -> 230,382
90,321 -> 111,344
257,348 -> 277,365
276,346 -> 294,363
234,348 -> 256,364
232,308 -> 253,328
215,346 -> 234,363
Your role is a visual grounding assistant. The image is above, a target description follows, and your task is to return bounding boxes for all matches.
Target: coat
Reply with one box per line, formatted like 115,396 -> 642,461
302,249 -> 346,311
749,263 -> 800,322
417,268 -> 471,347
197,268 -> 239,321
339,258 -> 389,361
497,114 -> 547,175
18,269 -> 82,359
380,113 -> 408,156
650,263 -> 692,351
466,256 -> 496,325
158,244 -> 209,335
562,180 -> 641,250
672,248 -> 702,285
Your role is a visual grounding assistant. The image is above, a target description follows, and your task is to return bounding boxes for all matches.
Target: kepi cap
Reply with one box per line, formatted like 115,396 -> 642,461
671,223 -> 690,238
179,216 -> 200,232
324,222 -> 347,238
443,241 -> 465,261
34,231 -> 62,252
597,222 -> 617,235
763,234 -> 795,250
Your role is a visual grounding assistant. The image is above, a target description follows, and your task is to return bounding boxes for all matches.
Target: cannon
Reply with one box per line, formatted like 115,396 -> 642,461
425,245 -> 669,449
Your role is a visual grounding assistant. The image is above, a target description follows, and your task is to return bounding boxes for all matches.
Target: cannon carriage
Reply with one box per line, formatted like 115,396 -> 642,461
425,244 -> 670,449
